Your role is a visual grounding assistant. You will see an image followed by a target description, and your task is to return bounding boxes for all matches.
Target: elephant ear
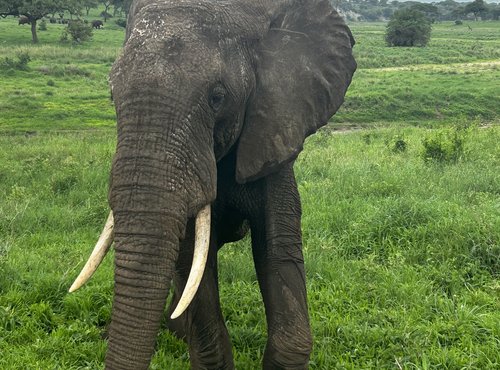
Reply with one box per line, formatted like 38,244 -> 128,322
235,0 -> 356,184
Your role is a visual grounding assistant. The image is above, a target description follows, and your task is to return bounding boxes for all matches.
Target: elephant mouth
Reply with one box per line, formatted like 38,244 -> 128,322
69,204 -> 212,319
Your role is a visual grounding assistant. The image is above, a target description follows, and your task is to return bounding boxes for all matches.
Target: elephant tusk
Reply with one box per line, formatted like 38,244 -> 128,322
170,204 -> 211,319
69,212 -> 114,293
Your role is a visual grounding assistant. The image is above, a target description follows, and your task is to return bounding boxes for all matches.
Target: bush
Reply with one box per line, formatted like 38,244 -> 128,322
421,126 -> 470,163
388,135 -> 408,153
455,19 -> 463,25
386,9 -> 432,47
38,19 -> 47,31
0,52 -> 31,71
115,19 -> 126,28
61,20 -> 93,44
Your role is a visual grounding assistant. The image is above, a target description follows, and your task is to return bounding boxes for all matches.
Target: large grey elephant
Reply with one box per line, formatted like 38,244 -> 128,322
70,0 -> 356,368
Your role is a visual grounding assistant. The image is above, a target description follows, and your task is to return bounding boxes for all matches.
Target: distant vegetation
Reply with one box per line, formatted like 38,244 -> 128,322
331,0 -> 500,22
0,8 -> 499,370
0,0 -> 131,43
385,8 -> 432,46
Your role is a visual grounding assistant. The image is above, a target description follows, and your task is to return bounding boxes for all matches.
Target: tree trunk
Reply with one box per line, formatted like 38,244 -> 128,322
31,20 -> 38,43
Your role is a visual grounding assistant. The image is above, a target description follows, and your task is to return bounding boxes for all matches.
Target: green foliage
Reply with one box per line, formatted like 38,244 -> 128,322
100,10 -> 112,21
407,3 -> 439,23
465,0 -> 488,20
388,135 -> 407,153
0,51 -> 30,71
0,0 -> 82,42
115,18 -> 126,28
332,0 -> 499,22
38,19 -> 47,31
60,20 -> 93,44
386,9 -> 432,47
421,125 -> 470,163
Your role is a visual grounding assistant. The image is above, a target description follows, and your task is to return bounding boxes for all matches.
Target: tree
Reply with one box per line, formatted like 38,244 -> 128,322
61,20 -> 93,43
409,3 -> 439,23
464,0 -> 488,21
82,0 -> 99,16
385,9 -> 432,47
64,0 -> 83,19
0,0 -> 74,43
491,5 -> 500,20
99,0 -> 113,22
112,0 -> 132,17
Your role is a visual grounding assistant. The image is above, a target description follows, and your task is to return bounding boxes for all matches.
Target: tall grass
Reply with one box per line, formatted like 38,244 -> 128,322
0,126 -> 498,369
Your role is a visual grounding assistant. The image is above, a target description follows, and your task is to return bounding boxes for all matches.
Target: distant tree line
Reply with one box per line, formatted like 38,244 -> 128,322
332,0 -> 500,22
0,0 -> 132,43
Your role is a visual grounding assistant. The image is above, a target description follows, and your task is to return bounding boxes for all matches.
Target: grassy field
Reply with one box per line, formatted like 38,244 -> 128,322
0,15 -> 499,370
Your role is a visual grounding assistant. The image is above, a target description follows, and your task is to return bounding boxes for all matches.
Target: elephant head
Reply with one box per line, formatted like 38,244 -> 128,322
70,0 -> 356,368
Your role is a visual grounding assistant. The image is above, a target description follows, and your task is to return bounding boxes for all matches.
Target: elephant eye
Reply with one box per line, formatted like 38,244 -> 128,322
209,86 -> 226,112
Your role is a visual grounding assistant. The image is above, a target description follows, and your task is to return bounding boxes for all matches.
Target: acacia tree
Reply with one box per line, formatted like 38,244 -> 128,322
408,3 -> 439,23
112,0 -> 132,17
386,8 -> 432,47
465,0 -> 488,21
64,0 -> 83,19
83,0 -> 99,16
0,0 -> 80,43
99,0 -> 113,22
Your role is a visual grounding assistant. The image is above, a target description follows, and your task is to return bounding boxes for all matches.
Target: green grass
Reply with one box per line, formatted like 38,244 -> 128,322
0,16 -> 123,131
351,22 -> 500,69
0,16 -> 499,370
333,21 -> 500,127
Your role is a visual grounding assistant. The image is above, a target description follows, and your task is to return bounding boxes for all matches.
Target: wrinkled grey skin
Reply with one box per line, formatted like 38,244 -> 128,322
105,0 -> 355,369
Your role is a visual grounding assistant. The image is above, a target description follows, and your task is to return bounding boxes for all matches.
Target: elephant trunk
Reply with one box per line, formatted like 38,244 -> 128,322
105,211 -> 182,369
105,122 -> 190,369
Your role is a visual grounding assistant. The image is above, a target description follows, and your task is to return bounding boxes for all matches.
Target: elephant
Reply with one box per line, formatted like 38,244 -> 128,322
18,15 -> 30,25
92,20 -> 103,29
70,0 -> 356,369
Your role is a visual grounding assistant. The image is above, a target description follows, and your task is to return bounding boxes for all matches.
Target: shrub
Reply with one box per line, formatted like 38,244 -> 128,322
455,19 -> 463,25
0,52 -> 31,71
386,9 -> 432,47
39,19 -> 47,31
388,135 -> 408,153
61,20 -> 93,44
421,126 -> 470,163
115,18 -> 126,28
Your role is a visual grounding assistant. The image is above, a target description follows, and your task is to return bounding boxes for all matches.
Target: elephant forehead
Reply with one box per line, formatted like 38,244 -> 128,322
127,10 -> 220,62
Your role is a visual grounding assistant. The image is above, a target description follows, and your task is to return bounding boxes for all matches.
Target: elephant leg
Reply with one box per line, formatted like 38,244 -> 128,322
166,220 -> 234,370
251,164 -> 312,370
